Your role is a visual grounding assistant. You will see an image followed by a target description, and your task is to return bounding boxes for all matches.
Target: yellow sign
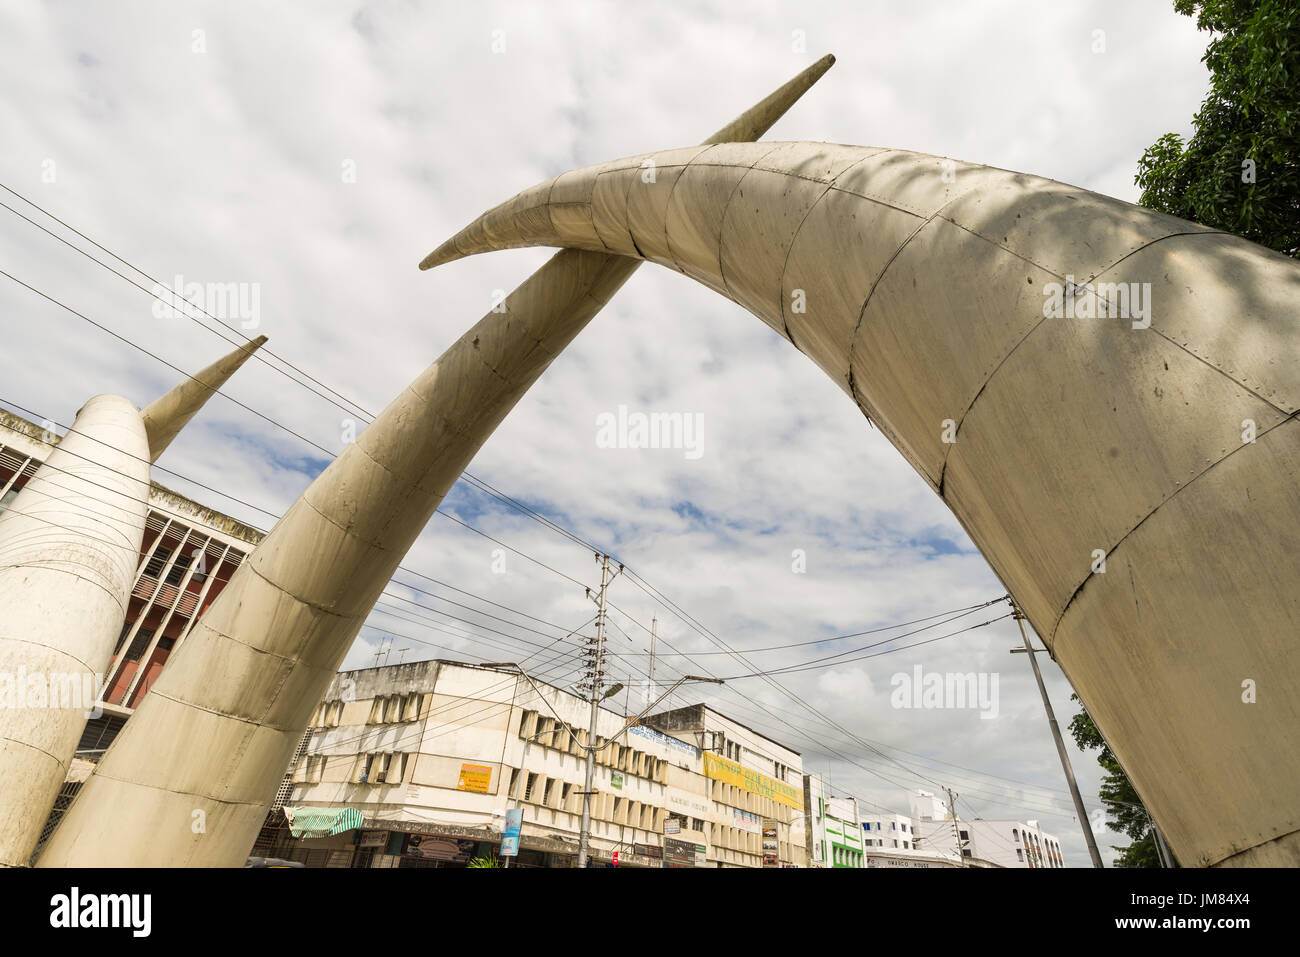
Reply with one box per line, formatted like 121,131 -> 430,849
457,763 -> 492,793
702,753 -> 803,810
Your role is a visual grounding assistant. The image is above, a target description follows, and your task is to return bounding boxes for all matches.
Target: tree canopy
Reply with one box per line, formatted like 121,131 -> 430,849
1135,0 -> 1299,257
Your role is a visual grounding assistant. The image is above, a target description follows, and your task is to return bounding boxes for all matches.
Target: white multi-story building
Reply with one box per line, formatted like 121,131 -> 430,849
861,811 -> 919,854
266,662 -> 807,868
908,789 -> 1065,868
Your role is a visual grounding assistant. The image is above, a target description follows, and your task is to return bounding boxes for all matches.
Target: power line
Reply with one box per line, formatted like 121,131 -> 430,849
721,613 -> 1015,679
0,195 -> 1090,822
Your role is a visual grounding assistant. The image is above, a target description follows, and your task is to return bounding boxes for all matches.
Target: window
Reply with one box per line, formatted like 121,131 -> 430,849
0,487 -> 17,515
691,818 -> 705,833
164,554 -> 187,586
143,546 -> 173,578
295,753 -> 326,784
1013,828 -> 1019,840
123,628 -> 155,662
509,768 -> 520,798
524,773 -> 538,802
1016,848 -> 1024,861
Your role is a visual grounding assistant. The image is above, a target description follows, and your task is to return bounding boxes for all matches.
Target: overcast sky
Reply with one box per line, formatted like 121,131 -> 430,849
0,0 -> 1213,865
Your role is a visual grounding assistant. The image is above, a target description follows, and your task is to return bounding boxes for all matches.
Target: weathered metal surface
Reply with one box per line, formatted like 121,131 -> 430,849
0,335 -> 262,866
420,142 -> 1300,867
140,335 -> 267,462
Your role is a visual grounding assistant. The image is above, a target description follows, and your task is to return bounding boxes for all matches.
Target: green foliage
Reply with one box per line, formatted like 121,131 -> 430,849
1135,0 -> 1300,257
1068,694 -> 1176,868
466,854 -> 502,868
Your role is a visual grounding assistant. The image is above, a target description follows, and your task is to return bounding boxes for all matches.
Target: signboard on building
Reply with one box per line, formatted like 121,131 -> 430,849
732,807 -> 761,834
664,819 -> 681,835
634,843 -> 663,859
628,723 -> 699,758
762,820 -> 780,868
665,787 -> 711,818
702,753 -> 803,810
611,771 -> 623,790
358,830 -> 388,848
663,837 -> 707,868
403,835 -> 476,862
663,837 -> 694,866
456,763 -> 492,793
500,808 -> 523,858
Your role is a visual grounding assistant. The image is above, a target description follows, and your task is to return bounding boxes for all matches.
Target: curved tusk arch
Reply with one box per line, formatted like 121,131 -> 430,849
33,58 -> 840,869
423,145 -> 1300,868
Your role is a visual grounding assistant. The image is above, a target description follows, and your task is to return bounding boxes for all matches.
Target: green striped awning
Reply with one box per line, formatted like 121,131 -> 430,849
284,806 -> 365,839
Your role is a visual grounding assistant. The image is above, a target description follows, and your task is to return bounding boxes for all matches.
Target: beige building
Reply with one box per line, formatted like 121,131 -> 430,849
262,660 -> 805,868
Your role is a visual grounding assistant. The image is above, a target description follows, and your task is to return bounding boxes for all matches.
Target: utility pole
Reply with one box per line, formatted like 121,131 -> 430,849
1010,601 -> 1104,868
578,553 -> 620,868
1150,815 -> 1173,868
647,615 -> 658,699
944,787 -> 966,866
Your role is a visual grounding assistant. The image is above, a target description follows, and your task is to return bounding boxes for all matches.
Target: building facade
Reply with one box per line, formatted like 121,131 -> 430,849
263,664 -> 807,868
645,703 -> 806,868
804,774 -> 865,868
908,789 -> 1065,868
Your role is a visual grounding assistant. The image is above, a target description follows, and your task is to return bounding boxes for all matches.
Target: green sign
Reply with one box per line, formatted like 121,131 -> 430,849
611,771 -> 623,789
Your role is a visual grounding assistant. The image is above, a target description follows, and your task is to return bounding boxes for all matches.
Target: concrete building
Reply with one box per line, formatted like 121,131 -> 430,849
645,703 -> 806,868
804,773 -> 864,868
909,789 -> 1065,868
861,811 -> 919,854
261,663 -> 805,868
0,409 -> 264,862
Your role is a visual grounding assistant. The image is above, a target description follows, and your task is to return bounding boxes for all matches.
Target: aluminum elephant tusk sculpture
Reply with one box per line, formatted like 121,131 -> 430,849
420,141 -> 1300,868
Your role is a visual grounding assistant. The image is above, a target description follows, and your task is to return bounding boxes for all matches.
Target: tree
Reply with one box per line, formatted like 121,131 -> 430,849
1135,0 -> 1300,257
1068,694 -> 1176,868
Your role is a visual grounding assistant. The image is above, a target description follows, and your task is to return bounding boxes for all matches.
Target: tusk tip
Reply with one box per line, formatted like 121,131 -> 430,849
419,241 -> 464,270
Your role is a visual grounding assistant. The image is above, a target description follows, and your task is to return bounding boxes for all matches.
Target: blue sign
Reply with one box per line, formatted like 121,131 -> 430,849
500,808 -> 523,857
